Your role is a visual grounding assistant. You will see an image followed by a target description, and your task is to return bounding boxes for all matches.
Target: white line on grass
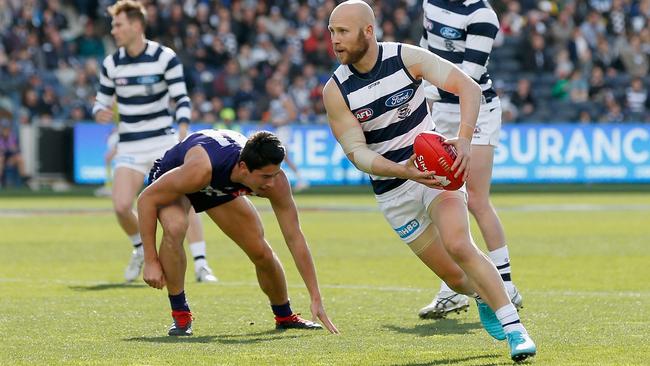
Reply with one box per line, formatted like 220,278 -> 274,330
1,277 -> 648,297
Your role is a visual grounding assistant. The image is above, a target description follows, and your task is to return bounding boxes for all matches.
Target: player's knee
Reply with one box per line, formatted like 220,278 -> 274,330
466,194 -> 490,216
113,199 -> 133,218
444,238 -> 475,263
248,245 -> 276,268
162,217 -> 188,242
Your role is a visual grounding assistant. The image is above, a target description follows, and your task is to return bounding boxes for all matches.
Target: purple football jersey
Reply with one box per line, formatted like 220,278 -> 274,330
149,129 -> 252,212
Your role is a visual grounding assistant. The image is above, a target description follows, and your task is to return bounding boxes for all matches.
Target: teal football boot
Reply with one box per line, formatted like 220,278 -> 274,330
507,331 -> 537,362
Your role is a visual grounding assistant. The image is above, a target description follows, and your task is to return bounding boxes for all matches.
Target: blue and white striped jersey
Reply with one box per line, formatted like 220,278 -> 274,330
420,0 -> 499,108
93,40 -> 191,142
332,42 -> 433,195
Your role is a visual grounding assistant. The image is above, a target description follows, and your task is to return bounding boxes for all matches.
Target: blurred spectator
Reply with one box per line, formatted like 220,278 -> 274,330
602,98 -> 625,122
0,60 -> 27,100
593,36 -> 621,75
588,66 -> 610,103
625,77 -> 648,120
578,110 -> 593,124
520,33 -> 554,72
262,6 -> 289,44
580,10 -> 606,49
550,7 -> 575,48
511,79 -> 537,121
75,21 -> 105,58
619,34 -> 649,78
0,119 -> 29,187
568,70 -> 590,103
606,0 -> 628,37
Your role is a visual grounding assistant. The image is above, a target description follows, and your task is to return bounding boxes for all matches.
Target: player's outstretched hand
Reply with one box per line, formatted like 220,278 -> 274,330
143,259 -> 166,290
405,154 -> 443,189
311,300 -> 339,334
443,137 -> 471,180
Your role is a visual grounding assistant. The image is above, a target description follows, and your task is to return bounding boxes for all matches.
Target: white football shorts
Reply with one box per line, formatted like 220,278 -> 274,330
431,100 -> 502,146
376,180 -> 466,244
114,134 -> 178,175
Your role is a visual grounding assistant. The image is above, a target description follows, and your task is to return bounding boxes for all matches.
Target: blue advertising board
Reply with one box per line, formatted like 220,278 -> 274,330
493,124 -> 650,183
73,123 -> 650,185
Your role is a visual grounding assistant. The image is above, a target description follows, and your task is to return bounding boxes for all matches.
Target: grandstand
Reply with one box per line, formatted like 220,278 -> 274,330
0,0 -> 649,188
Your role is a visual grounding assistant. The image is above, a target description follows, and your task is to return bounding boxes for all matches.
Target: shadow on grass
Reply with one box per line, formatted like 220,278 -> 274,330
69,282 -> 148,291
383,318 -> 481,336
390,353 -> 503,366
124,329 -> 309,344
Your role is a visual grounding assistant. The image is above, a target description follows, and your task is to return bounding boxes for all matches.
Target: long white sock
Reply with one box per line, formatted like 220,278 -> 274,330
189,241 -> 207,270
489,245 -> 513,291
129,233 -> 143,253
495,303 -> 526,334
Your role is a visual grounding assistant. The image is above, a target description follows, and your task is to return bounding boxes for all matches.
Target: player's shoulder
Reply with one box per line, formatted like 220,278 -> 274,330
153,41 -> 177,57
468,1 -> 499,24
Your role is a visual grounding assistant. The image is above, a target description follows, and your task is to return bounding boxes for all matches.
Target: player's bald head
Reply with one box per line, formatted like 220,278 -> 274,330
329,0 -> 375,30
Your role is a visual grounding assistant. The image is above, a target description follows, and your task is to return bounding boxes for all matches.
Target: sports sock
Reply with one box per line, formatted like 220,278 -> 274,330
169,291 -> 190,312
489,245 -> 513,291
495,303 -> 526,334
271,301 -> 293,318
189,241 -> 207,270
439,281 -> 453,293
129,233 -> 143,252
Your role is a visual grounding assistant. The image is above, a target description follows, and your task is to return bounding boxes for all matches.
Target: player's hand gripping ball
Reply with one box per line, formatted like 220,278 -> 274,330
413,131 -> 465,190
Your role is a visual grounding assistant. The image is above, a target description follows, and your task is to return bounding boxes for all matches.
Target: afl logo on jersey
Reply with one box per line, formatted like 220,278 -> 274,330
440,27 -> 462,39
423,18 -> 433,32
355,108 -> 374,122
385,89 -> 414,108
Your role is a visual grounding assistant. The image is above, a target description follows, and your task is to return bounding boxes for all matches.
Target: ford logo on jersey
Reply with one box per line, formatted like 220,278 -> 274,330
385,89 -> 414,108
137,75 -> 161,84
395,219 -> 420,239
440,26 -> 462,39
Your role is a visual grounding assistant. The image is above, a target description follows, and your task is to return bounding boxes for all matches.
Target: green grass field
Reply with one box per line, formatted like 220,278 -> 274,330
1,192 -> 649,365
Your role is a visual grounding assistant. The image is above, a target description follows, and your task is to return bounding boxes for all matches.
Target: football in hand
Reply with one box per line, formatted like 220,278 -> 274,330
413,131 -> 464,190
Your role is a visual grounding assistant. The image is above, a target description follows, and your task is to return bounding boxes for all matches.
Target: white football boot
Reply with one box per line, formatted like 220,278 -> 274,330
196,265 -> 218,283
124,249 -> 144,282
418,291 -> 470,319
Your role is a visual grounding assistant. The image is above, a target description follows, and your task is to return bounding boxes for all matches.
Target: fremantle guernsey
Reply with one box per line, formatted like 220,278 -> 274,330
148,130 -> 252,212
332,42 -> 434,195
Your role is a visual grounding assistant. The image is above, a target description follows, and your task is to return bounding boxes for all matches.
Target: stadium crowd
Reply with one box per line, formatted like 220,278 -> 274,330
1,0 -> 650,186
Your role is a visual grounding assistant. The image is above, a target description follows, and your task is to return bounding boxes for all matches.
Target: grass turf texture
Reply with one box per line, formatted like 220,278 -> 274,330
1,192 -> 649,365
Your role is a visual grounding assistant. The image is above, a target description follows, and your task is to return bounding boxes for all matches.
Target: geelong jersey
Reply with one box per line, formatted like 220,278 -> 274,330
420,0 -> 499,107
93,40 -> 191,143
332,42 -> 433,195
148,129 -> 252,212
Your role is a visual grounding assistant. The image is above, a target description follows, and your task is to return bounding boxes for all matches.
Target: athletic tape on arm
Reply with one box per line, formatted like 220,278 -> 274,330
401,43 -> 454,87
338,128 -> 380,174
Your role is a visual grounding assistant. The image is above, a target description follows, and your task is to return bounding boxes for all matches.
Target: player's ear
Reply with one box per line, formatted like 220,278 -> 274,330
239,161 -> 250,172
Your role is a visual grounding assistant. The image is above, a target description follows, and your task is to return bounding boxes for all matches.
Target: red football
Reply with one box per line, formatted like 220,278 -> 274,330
413,131 -> 464,191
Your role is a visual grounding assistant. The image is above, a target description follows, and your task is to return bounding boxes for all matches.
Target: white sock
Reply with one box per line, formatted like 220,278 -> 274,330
495,303 -> 526,334
129,233 -> 143,253
189,241 -> 207,270
439,281 -> 453,293
489,245 -> 513,291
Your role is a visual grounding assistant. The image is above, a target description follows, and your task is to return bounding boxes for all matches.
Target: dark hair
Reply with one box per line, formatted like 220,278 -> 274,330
108,0 -> 147,28
239,131 -> 285,171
